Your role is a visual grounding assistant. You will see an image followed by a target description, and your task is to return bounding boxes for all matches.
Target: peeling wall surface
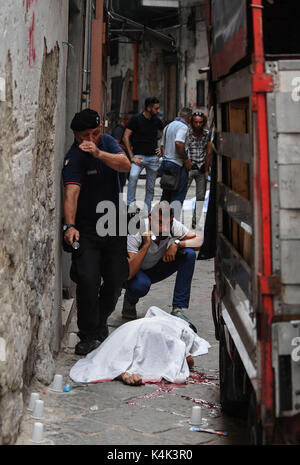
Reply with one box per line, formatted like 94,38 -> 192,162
138,41 -> 166,112
107,38 -> 166,122
178,0 -> 208,110
107,0 -> 208,125
0,0 -> 69,444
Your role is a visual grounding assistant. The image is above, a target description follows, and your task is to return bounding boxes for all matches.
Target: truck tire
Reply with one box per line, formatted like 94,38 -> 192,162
219,320 -> 249,418
247,391 -> 263,444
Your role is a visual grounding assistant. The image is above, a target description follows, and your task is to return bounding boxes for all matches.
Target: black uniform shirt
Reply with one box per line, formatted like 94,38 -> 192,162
62,134 -> 124,226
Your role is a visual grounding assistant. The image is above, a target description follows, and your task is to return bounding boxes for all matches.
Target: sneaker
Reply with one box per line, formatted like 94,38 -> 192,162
171,307 -> 188,320
122,295 -> 137,320
171,308 -> 197,333
75,339 -> 100,356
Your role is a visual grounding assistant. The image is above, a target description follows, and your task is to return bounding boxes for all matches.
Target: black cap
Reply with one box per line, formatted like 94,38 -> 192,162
70,109 -> 100,132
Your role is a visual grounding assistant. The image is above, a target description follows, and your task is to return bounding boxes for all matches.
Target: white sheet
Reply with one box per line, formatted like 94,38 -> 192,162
69,306 -> 211,384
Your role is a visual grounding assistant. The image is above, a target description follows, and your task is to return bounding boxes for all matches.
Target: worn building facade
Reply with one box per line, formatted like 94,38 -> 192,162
0,0 -> 69,444
107,0 -> 208,128
177,0 -> 208,112
0,0 -> 206,445
0,0 -> 108,445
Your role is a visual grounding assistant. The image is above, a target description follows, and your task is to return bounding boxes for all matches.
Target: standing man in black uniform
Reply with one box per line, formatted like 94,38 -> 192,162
62,109 -> 131,355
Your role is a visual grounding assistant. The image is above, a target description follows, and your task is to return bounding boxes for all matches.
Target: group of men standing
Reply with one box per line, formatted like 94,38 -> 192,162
112,98 -> 211,227
62,99 -> 211,356
160,107 -> 211,229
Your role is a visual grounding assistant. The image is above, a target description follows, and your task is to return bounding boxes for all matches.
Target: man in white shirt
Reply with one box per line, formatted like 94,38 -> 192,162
122,201 -> 202,326
160,108 -> 192,208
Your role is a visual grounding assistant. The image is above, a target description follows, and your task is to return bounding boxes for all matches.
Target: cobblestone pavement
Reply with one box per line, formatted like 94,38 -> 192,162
16,177 -> 247,446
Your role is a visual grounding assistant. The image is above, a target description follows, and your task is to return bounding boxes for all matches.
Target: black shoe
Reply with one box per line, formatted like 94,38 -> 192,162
122,295 -> 137,320
97,324 -> 109,343
75,339 -> 100,356
188,322 -> 198,334
197,251 -> 215,260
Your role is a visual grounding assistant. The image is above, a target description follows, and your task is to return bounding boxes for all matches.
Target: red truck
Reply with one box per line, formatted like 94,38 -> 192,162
205,0 -> 300,444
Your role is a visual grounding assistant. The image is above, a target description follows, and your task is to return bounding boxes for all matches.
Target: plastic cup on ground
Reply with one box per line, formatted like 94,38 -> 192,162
31,422 -> 44,444
190,406 -> 202,426
49,374 -> 63,392
27,392 -> 39,411
31,399 -> 44,420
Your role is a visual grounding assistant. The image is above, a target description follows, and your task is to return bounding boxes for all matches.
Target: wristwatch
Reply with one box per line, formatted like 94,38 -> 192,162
63,224 -> 76,232
174,239 -> 181,247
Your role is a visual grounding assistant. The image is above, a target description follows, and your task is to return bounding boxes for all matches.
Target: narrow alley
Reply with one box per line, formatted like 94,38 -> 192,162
16,179 -> 247,447
1,0 -> 299,449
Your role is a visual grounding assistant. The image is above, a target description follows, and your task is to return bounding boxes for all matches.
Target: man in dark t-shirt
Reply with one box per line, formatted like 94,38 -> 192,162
62,109 -> 131,356
111,111 -> 134,191
123,97 -> 163,214
111,111 -> 134,151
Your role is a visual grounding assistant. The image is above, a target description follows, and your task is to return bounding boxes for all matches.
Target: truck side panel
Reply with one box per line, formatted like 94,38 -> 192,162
267,60 -> 300,419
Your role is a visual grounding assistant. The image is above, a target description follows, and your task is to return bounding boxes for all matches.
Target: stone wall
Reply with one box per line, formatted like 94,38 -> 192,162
0,1 -> 69,444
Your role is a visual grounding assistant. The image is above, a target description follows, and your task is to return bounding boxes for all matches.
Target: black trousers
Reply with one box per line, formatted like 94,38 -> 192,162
70,224 -> 129,341
198,153 -> 217,260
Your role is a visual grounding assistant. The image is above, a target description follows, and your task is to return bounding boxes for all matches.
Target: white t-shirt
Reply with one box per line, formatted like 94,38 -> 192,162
127,218 -> 189,270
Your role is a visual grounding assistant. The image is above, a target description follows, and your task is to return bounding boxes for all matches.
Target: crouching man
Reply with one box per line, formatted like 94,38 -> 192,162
122,201 -> 203,328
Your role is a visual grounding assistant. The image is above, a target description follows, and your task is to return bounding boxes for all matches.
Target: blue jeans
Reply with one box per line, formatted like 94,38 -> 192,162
127,155 -> 160,214
160,160 -> 188,207
125,248 -> 196,308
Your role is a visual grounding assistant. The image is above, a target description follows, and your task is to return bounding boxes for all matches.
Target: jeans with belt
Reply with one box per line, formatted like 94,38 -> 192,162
127,155 -> 160,214
125,248 -> 196,309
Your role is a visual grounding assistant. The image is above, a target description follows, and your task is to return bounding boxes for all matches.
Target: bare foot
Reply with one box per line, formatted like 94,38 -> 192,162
186,355 -> 194,369
120,372 -> 143,386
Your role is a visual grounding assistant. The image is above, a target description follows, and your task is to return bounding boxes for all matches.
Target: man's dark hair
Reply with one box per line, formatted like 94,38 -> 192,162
145,97 -> 160,110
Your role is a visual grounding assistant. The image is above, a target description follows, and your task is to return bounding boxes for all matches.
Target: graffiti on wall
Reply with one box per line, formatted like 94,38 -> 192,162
23,0 -> 38,66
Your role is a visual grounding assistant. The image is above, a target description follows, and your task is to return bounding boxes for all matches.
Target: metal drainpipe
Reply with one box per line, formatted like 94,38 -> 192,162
133,41 -> 139,113
184,50 -> 188,107
178,0 -> 186,108
82,0 -> 93,109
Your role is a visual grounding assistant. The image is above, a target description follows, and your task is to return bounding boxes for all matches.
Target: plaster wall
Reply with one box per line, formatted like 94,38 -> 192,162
0,0 -> 69,444
107,0 -> 209,125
